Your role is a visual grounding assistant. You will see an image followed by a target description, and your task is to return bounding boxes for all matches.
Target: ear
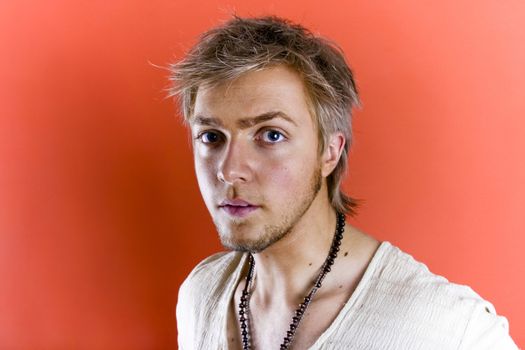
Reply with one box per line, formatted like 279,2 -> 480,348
320,132 -> 346,177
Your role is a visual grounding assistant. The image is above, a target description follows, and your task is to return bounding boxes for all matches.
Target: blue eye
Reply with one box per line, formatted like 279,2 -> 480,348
261,130 -> 285,143
198,131 -> 221,144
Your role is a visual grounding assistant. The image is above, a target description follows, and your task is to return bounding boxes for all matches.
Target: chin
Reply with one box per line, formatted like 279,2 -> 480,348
220,238 -> 270,253
218,228 -> 259,252
218,223 -> 290,254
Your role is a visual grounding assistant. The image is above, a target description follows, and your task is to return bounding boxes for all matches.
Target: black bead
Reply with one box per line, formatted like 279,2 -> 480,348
237,214 -> 345,349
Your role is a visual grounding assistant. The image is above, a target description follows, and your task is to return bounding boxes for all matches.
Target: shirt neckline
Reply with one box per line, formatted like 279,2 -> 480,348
220,241 -> 392,349
309,240 -> 390,347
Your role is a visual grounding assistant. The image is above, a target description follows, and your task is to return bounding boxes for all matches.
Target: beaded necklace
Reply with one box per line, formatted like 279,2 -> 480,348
238,212 -> 345,349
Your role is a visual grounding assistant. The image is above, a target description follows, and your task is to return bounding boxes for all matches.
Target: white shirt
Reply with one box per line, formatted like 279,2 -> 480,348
177,241 -> 519,349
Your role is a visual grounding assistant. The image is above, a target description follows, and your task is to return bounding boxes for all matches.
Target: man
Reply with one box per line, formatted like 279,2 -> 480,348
170,16 -> 518,349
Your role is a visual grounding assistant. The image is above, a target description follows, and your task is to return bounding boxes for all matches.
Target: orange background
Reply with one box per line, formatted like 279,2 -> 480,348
1,1 -> 524,348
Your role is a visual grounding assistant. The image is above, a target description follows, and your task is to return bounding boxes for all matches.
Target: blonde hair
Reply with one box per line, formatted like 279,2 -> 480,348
168,15 -> 361,216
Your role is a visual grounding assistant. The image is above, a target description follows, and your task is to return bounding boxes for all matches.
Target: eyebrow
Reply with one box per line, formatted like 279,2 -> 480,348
191,111 -> 297,129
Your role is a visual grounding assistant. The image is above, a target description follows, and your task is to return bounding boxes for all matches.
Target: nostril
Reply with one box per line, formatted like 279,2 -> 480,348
217,170 -> 226,183
217,166 -> 249,184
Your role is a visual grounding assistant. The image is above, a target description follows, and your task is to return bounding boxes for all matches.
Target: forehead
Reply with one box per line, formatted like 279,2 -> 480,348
191,65 -> 314,126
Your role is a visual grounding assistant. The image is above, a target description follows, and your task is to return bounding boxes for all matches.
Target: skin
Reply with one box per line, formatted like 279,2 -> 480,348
190,65 -> 380,349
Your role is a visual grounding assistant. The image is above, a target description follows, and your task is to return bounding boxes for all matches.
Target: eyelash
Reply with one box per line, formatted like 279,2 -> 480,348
258,130 -> 286,143
195,129 -> 287,145
195,131 -> 222,144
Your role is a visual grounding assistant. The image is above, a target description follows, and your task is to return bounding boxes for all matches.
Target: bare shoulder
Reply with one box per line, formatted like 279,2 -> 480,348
315,224 -> 380,300
343,224 -> 381,262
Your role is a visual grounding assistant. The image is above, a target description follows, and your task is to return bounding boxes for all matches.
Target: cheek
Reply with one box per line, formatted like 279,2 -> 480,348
193,154 -> 218,197
260,158 -> 312,192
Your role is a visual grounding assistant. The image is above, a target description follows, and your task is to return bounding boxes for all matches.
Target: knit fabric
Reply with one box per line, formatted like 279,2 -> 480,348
177,241 -> 519,349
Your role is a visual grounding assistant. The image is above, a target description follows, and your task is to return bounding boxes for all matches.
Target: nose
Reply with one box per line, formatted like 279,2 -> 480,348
217,138 -> 252,184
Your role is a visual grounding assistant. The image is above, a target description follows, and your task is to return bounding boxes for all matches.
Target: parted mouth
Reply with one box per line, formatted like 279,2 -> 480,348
218,199 -> 260,217
219,199 -> 257,207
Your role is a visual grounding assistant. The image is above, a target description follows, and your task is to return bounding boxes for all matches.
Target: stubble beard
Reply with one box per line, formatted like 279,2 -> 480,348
215,166 -> 323,253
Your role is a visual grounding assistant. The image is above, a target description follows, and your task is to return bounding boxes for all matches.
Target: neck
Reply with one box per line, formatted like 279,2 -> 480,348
250,189 -> 340,307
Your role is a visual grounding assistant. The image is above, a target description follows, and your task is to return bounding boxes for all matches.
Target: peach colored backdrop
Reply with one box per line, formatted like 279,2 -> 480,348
1,1 -> 523,348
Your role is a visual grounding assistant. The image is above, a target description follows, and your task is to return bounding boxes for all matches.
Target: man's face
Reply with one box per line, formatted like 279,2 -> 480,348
190,65 -> 324,252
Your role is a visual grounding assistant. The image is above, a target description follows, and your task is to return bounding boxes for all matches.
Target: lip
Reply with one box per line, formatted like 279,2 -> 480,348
219,199 -> 260,218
